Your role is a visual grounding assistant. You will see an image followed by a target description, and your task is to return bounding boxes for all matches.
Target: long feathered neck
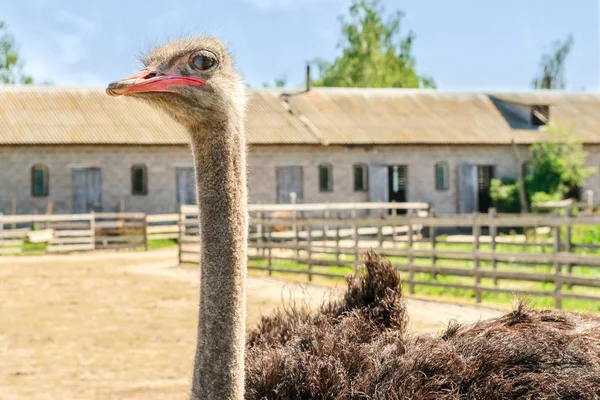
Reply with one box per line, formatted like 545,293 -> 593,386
189,109 -> 247,400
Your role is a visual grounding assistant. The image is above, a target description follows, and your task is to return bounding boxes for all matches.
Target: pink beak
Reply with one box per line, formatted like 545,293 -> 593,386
106,67 -> 206,96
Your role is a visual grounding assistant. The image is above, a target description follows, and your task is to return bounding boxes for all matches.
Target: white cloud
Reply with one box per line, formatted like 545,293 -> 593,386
15,6 -> 103,86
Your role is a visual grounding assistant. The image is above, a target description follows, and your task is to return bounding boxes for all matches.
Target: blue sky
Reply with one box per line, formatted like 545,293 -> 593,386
2,0 -> 599,91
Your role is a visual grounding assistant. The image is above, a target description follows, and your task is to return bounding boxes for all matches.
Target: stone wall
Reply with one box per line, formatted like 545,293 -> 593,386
1,144 -> 598,215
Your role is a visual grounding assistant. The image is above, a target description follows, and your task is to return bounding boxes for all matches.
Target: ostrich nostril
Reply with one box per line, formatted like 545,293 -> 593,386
144,72 -> 158,79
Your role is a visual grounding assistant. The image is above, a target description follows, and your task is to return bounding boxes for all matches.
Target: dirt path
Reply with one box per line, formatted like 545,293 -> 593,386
0,249 -> 504,399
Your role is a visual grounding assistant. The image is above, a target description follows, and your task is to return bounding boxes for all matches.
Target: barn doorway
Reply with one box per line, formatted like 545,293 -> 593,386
72,168 -> 102,213
276,166 -> 303,204
477,165 -> 495,213
176,167 -> 197,205
388,165 -> 408,203
388,165 -> 408,214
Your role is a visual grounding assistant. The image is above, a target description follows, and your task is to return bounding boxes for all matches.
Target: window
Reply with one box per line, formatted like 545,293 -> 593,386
353,164 -> 368,191
319,164 -> 332,192
435,162 -> 449,191
131,165 -> 148,195
31,164 -> 49,197
531,105 -> 549,126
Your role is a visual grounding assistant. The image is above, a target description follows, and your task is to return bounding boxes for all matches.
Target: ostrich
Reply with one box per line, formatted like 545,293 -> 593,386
107,37 -> 600,399
107,37 -> 248,400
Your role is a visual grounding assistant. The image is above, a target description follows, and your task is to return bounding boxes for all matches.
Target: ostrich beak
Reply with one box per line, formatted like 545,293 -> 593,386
106,67 -> 206,96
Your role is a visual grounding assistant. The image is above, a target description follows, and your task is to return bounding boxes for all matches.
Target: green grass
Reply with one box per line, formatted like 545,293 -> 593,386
0,241 -> 47,256
146,239 -> 178,249
2,238 -> 178,255
247,237 -> 600,314
20,242 -> 47,256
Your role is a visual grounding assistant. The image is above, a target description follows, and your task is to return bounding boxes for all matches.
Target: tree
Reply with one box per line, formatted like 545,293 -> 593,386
313,0 -> 435,88
491,123 -> 596,213
531,35 -> 574,90
0,21 -> 33,84
527,123 -> 595,198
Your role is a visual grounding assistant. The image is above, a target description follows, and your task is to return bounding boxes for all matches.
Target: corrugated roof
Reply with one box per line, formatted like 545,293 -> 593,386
0,87 -> 189,145
0,86 -> 318,146
491,93 -> 600,144
284,88 -> 600,145
284,89 -> 514,144
0,86 -> 598,146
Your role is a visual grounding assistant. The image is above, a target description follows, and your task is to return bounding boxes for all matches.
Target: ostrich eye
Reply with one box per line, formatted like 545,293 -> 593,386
191,54 -> 216,71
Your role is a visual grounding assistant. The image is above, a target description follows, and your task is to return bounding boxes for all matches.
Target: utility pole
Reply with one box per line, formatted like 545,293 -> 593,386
511,139 -> 528,213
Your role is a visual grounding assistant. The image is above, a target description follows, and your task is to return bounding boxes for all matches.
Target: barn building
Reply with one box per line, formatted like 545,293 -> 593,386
0,86 -> 598,215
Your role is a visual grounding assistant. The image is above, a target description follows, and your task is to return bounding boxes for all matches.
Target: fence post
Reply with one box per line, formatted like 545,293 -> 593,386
143,213 -> 149,251
408,209 -> 415,295
587,189 -> 594,215
392,206 -> 398,248
473,212 -> 482,303
290,192 -> 299,258
45,200 -> 53,229
10,197 -> 16,230
553,213 -> 563,310
377,208 -> 384,250
352,209 -> 359,268
257,211 -> 263,257
429,208 -> 437,279
90,211 -> 96,251
489,207 -> 498,286
335,213 -> 341,263
178,206 -> 183,265
267,223 -> 273,276
0,213 -> 4,248
324,203 -> 329,243
565,206 -> 573,289
307,222 -> 313,282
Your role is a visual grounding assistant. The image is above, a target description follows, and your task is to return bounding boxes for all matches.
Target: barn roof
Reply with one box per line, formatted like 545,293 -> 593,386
0,86 -> 598,146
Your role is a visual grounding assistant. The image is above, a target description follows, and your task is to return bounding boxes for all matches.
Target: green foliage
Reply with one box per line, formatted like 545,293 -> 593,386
490,177 -> 522,213
529,191 -> 562,204
0,21 -> 33,84
490,124 -> 596,213
313,0 -> 435,88
528,124 -> 596,198
532,34 -> 573,90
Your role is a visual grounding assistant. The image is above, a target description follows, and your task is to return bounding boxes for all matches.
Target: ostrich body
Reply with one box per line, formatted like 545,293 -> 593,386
107,37 -> 247,400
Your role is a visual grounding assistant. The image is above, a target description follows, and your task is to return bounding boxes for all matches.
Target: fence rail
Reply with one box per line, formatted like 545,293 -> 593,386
178,205 -> 600,309
3,202 -> 600,310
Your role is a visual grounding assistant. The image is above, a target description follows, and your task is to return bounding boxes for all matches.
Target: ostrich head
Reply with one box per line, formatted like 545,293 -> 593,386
107,37 -> 245,130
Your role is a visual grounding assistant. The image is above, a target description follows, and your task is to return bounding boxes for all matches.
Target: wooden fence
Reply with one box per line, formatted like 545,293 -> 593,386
0,202 -> 427,256
179,206 -> 600,309
94,212 -> 146,250
4,201 -> 600,310
0,213 -> 95,253
0,212 -> 144,253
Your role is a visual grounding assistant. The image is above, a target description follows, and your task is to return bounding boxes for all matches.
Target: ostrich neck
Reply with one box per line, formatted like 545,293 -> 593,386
189,116 -> 247,400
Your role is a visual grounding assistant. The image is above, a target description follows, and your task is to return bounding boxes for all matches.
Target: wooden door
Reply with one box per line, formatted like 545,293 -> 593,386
458,163 -> 477,214
72,168 -> 102,213
176,167 -> 197,205
276,166 -> 303,204
368,164 -> 388,216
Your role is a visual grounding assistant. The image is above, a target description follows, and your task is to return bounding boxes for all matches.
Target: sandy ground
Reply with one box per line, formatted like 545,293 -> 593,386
0,249 -> 504,400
